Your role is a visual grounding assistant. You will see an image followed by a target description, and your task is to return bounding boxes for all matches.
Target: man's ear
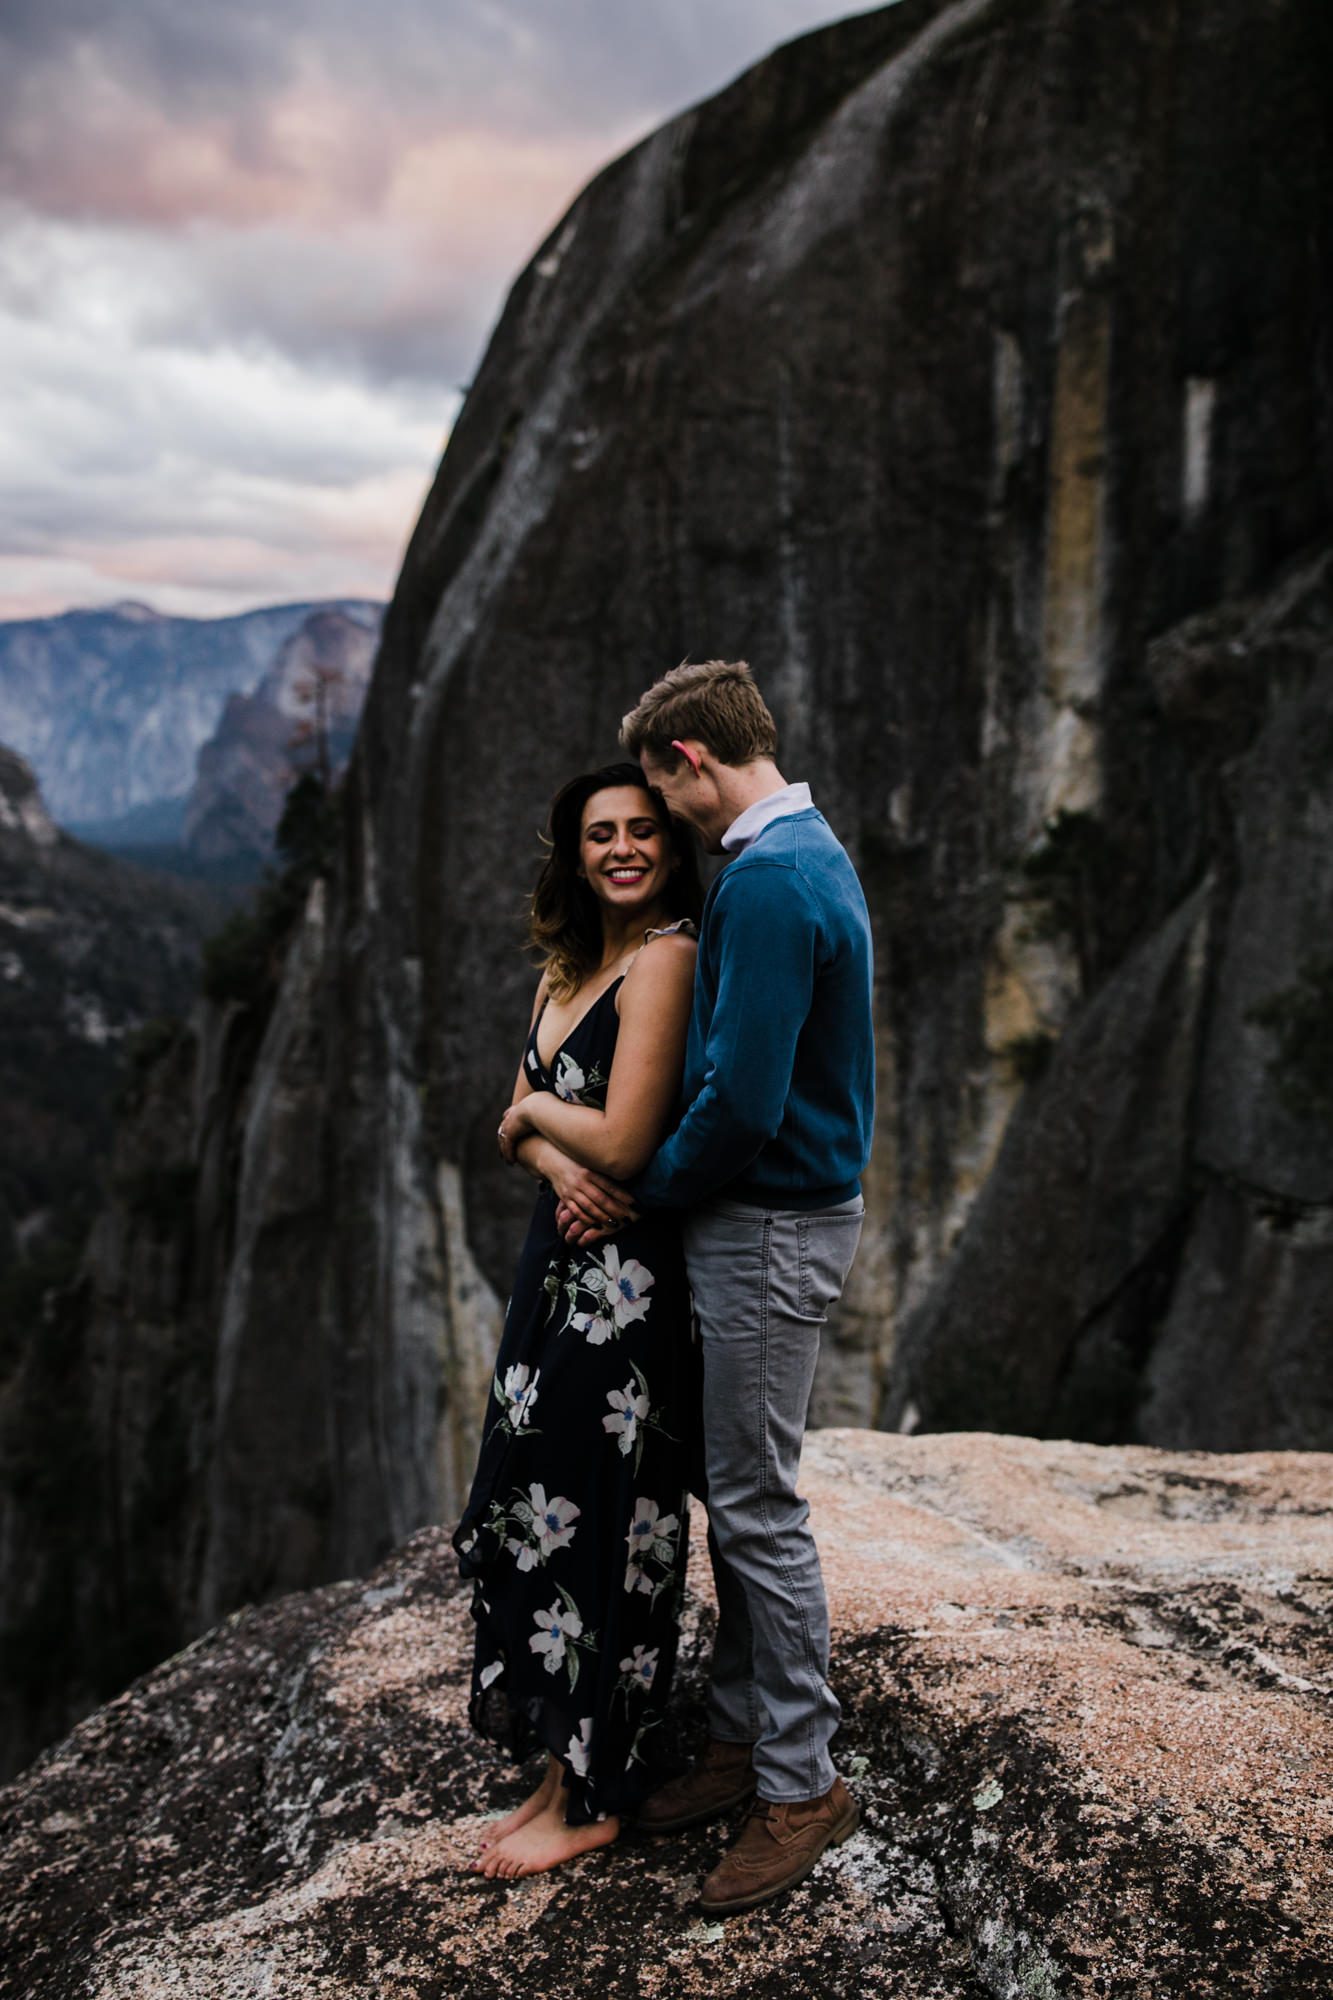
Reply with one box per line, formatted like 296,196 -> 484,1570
670,738 -> 703,776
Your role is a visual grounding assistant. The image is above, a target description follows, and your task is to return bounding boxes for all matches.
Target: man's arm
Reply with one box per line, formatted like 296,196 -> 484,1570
633,862 -> 818,1210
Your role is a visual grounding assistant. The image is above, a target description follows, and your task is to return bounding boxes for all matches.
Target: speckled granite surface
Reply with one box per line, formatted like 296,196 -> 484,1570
3,1431 -> 1330,1997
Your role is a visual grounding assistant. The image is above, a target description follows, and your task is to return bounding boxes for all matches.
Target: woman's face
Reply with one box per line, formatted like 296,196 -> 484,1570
578,785 -> 673,914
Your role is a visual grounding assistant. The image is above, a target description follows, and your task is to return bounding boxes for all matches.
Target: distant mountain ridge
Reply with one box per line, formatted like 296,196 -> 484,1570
0,598 -> 384,826
183,608 -> 378,865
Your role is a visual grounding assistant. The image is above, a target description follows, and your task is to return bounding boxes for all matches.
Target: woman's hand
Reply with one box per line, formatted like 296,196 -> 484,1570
497,1100 -> 536,1164
502,1104 -> 636,1230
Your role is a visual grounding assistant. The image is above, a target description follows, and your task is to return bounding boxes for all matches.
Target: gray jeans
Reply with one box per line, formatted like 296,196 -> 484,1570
683,1193 -> 864,1802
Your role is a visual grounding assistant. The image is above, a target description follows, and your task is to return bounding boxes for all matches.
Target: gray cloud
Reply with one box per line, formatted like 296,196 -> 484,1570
2,2 -> 878,191
0,0 -> 880,615
2,2 -> 881,388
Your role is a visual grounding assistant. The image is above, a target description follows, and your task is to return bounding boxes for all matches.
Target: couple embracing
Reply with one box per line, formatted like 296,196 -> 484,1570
453,660 -> 874,1916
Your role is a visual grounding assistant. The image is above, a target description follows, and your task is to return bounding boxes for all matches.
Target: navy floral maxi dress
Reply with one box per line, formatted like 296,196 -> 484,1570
453,967 -> 698,1825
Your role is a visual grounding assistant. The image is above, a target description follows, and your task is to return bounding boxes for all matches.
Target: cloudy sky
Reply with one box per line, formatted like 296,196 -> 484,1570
0,1 -> 878,621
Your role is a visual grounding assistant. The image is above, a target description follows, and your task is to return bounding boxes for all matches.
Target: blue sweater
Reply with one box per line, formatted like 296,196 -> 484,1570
635,808 -> 875,1211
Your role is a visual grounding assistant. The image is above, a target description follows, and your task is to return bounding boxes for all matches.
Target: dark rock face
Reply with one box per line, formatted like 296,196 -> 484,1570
182,608 -> 380,865
2,1432 -> 1330,1997
0,751 -> 227,1776
7,0 -> 1333,1772
886,876 -> 1216,1442
885,551 -> 1333,1445
0,745 -> 221,1253
338,0 -> 1330,1470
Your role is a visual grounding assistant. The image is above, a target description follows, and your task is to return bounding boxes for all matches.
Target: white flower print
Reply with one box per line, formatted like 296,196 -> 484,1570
488,1480 -> 581,1573
528,1482 -> 580,1558
603,1380 -> 650,1456
530,1598 -> 584,1675
571,1308 -> 615,1345
479,1659 -> 505,1690
618,1644 -> 659,1692
624,1714 -> 662,1771
553,1052 -> 586,1102
552,1052 -> 606,1105
627,1495 -> 678,1549
501,1363 -> 540,1428
556,1248 -> 655,1346
567,1716 -> 594,1778
624,1496 -> 681,1596
602,1244 -> 654,1329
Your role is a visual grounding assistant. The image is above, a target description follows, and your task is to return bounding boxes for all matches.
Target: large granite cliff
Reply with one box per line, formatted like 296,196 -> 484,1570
3,0 -> 1331,1768
303,0 -> 1333,1493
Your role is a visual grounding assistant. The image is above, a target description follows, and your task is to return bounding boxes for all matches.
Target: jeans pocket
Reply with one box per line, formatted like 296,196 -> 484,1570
796,1214 -> 864,1322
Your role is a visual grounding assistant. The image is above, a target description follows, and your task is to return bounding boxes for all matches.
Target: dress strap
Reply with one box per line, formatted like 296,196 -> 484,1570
642,918 -> 699,944
627,917 -> 700,971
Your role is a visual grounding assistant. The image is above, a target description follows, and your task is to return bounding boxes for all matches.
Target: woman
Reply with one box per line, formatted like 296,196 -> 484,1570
454,761 -> 702,1881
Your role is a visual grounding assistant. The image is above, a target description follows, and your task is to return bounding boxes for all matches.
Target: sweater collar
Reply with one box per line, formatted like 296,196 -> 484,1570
719,781 -> 814,855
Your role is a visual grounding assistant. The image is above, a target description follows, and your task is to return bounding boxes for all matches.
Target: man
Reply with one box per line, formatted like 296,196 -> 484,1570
566,659 -> 875,1914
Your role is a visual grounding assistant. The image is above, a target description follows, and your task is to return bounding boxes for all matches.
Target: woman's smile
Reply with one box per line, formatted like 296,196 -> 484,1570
577,785 -> 678,914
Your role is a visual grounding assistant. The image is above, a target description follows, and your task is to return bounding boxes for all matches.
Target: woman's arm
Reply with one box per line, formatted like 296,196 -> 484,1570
499,971 -> 638,1230
501,934 -> 696,1181
515,1132 -> 639,1230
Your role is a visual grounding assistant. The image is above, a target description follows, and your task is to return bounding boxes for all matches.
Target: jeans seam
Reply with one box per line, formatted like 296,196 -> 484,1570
749,1214 -> 771,1745
756,1212 -> 824,1797
797,1217 -> 809,1318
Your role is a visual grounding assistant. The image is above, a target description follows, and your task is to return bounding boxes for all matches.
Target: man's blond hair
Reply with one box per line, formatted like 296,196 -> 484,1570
620,660 -> 778,767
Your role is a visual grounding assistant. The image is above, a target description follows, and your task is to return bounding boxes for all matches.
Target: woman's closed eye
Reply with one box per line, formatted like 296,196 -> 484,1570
585,821 -> 660,845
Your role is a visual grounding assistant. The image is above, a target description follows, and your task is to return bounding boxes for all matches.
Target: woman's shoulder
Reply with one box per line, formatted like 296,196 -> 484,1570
619,921 -> 697,1008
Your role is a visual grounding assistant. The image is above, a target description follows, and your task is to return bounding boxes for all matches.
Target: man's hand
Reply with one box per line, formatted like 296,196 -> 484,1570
555,1197 -> 617,1247
544,1159 -> 636,1237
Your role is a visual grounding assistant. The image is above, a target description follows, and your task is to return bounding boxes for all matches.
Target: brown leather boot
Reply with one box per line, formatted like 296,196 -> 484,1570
699,1776 -> 860,1914
633,1738 -> 758,1835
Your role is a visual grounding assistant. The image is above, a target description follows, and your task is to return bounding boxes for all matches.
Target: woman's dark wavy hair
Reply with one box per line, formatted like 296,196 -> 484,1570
529,762 -> 703,1000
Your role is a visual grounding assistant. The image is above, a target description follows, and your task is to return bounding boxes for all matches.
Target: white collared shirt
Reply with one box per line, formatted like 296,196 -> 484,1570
719,781 -> 814,854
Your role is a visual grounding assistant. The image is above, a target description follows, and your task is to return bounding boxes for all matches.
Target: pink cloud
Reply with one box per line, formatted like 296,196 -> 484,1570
2,40 -> 626,240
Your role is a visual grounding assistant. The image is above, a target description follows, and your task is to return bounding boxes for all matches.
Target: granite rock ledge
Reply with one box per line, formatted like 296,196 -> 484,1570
2,1430 -> 1330,1999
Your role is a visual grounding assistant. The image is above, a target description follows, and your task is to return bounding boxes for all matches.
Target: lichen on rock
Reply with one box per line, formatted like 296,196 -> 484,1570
2,1432 -> 1329,1997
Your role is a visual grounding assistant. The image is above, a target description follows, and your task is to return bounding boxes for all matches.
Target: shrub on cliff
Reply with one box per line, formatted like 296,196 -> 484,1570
200,775 -> 340,1009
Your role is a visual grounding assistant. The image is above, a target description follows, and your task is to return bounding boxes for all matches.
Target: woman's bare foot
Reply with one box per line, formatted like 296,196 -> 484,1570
477,1791 -> 619,1880
476,1756 -> 562,1854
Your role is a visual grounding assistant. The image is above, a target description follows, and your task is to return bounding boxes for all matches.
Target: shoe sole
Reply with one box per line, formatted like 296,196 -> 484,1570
698,1799 -> 861,1915
634,1778 -> 759,1837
